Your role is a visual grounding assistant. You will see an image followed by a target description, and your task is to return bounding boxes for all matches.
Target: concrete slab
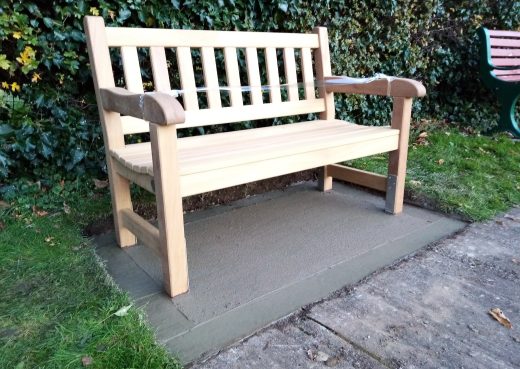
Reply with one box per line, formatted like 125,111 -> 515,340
94,181 -> 466,363
191,208 -> 519,369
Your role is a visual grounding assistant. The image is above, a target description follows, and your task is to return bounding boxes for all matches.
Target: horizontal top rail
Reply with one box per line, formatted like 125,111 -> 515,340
105,27 -> 320,48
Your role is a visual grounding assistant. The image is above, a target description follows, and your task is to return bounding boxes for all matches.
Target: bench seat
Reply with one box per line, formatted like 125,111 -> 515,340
111,120 -> 398,196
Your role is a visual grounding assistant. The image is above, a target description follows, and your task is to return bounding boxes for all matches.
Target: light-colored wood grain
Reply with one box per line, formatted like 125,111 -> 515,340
386,97 -> 412,214
301,47 -> 316,100
112,159 -> 155,193
106,27 -> 320,48
318,165 -> 333,191
325,76 -> 426,98
283,48 -> 299,101
265,47 -> 282,103
150,46 -> 171,92
224,47 -> 243,107
100,87 -> 185,125
121,46 -> 144,93
245,47 -> 263,105
179,135 -> 398,197
84,16 -> 136,247
327,164 -> 387,192
150,123 -> 189,297
313,27 -> 334,120
181,98 -> 325,128
201,47 -> 222,108
120,209 -> 160,255
177,46 -> 199,110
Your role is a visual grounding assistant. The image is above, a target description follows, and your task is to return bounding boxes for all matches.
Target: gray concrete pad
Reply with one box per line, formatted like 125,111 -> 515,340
192,208 -> 520,369
94,181 -> 465,363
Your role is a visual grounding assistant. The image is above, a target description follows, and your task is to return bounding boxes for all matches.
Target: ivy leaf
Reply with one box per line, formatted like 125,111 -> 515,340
0,124 -> 14,136
0,54 -> 10,70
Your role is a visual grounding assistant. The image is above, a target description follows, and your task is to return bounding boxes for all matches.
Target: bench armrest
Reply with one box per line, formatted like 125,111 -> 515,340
324,76 -> 426,98
100,87 -> 185,125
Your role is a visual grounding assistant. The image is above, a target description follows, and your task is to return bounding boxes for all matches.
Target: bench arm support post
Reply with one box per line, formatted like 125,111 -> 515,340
385,97 -> 413,214
149,122 -> 189,297
100,87 -> 186,125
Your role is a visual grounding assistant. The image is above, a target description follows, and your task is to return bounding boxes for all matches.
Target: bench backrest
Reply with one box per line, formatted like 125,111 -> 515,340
85,16 -> 334,136
479,28 -> 520,82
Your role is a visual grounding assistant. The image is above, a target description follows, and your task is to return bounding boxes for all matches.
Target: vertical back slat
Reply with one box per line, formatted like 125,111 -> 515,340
313,28 -> 334,119
301,47 -> 315,100
283,48 -> 299,101
224,47 -> 243,107
121,46 -> 144,93
150,46 -> 171,92
245,47 -> 263,105
201,47 -> 222,108
177,47 -> 199,110
265,47 -> 282,103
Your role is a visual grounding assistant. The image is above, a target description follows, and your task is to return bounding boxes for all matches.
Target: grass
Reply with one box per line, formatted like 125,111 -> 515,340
0,125 -> 518,368
0,183 -> 181,369
347,128 -> 520,221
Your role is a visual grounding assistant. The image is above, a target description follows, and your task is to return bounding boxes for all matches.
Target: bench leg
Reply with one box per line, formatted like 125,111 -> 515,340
109,161 -> 137,247
318,166 -> 333,191
386,97 -> 412,214
150,123 -> 189,297
498,92 -> 520,138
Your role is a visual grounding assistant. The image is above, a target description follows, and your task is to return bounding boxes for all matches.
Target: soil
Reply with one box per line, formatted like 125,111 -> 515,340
84,170 -> 317,236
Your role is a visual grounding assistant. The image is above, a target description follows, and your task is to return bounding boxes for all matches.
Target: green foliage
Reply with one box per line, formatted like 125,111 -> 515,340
0,0 -> 519,182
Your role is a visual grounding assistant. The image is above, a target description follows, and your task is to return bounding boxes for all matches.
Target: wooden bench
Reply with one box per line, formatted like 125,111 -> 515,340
84,16 -> 426,298
478,27 -> 520,137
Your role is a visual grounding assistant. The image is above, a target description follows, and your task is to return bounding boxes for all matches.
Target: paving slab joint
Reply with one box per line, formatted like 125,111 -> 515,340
306,315 -> 397,369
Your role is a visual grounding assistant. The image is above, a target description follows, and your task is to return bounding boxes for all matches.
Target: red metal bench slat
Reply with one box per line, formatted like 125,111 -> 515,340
497,75 -> 520,82
494,69 -> 520,76
491,48 -> 520,57
491,57 -> 520,67
489,38 -> 520,48
488,30 -> 520,38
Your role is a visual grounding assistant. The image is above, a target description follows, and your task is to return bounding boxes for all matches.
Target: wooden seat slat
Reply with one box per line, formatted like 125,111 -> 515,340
111,120 -> 398,177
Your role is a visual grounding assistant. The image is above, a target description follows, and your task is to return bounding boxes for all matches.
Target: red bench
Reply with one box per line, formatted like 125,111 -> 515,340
478,28 -> 520,137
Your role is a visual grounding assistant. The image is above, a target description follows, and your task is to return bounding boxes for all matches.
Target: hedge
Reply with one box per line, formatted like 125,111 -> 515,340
1,0 -> 519,183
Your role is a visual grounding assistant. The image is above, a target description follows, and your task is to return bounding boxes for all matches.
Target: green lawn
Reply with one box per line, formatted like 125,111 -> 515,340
1,127 -> 519,368
0,185 -> 181,369
347,129 -> 520,221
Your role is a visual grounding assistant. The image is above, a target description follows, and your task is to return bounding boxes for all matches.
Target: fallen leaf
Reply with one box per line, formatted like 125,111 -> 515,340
44,236 -> 54,243
0,200 -> 9,209
32,206 -> 48,217
63,202 -> 71,214
307,349 -> 329,362
489,308 -> 512,329
114,304 -> 132,317
81,356 -> 93,367
437,159 -> 445,165
93,179 -> 109,189
505,216 -> 520,223
409,180 -> 422,187
495,220 -> 504,226
418,132 -> 428,138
